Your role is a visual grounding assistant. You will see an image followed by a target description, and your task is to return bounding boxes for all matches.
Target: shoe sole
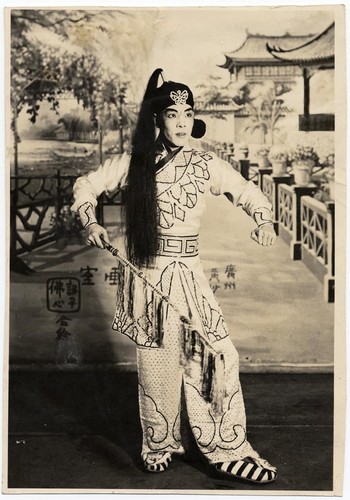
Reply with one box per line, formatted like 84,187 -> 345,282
143,455 -> 172,473
214,465 -> 277,485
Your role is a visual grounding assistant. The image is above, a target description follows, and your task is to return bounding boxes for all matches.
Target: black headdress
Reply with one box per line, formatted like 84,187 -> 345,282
143,68 -> 206,139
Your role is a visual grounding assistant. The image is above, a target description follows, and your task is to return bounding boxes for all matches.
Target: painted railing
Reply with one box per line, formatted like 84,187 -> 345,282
262,174 -> 274,206
246,163 -> 259,184
301,197 -> 335,302
200,140 -> 258,183
10,172 -> 75,256
262,174 -> 278,233
10,170 -> 122,257
259,171 -> 334,302
302,197 -> 328,265
201,140 -> 335,302
278,183 -> 318,261
278,184 -> 294,236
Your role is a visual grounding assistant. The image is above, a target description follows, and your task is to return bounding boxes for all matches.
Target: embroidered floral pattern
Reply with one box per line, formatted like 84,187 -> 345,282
156,150 -> 212,230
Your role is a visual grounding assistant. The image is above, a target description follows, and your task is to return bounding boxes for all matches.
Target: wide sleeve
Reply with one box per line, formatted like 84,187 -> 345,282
208,152 -> 273,225
71,152 -> 129,213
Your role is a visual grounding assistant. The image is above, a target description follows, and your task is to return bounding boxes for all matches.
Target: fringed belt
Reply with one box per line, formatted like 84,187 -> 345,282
104,238 -> 224,413
157,234 -> 199,257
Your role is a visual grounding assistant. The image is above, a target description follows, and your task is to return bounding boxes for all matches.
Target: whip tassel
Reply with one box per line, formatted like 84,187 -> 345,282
102,238 -> 224,407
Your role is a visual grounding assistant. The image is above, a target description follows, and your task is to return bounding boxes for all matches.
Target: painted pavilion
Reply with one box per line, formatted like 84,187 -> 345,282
267,22 -> 334,131
219,23 -> 335,132
219,31 -> 315,84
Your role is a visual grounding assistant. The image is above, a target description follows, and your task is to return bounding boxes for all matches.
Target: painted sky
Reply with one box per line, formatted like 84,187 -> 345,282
29,6 -> 335,89
145,6 -> 334,87
16,5 -> 336,130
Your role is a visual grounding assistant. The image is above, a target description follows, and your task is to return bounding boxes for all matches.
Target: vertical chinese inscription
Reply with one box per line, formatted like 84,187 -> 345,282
47,277 -> 81,312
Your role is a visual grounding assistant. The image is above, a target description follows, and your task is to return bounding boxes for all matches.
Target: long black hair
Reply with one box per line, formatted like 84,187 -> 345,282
123,70 -> 161,268
124,69 -> 206,267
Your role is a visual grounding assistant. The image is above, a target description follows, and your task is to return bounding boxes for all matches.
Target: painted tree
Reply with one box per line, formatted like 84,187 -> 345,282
10,10 -> 97,173
57,112 -> 94,142
10,8 -> 156,171
10,9 -> 152,275
244,82 -> 291,144
11,11 -> 126,169
62,54 -> 132,157
11,35 -> 63,172
10,9 -> 109,123
195,75 -> 250,119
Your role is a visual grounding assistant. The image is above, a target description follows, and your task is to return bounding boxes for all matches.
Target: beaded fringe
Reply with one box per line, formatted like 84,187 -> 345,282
112,252 -> 225,411
181,318 -> 225,413
116,262 -> 167,348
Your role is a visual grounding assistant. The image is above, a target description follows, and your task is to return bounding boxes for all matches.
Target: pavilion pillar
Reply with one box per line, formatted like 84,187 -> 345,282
303,67 -> 311,129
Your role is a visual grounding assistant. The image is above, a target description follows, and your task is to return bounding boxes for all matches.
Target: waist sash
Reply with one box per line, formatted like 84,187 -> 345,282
157,234 -> 199,257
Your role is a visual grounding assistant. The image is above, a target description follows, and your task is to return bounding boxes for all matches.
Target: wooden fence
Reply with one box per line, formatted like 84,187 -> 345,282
200,141 -> 259,184
301,197 -> 335,302
10,170 -> 122,257
202,140 -> 335,303
261,175 -> 334,303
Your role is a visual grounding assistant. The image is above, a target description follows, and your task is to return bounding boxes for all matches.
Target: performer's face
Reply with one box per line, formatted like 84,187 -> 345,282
159,103 -> 194,147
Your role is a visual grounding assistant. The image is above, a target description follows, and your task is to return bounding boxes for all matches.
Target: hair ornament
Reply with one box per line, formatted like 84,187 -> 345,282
170,90 -> 189,105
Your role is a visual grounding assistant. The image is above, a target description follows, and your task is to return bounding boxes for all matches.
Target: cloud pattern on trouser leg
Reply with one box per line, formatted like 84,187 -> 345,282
185,382 -> 247,456
139,383 -> 182,452
185,383 -> 216,448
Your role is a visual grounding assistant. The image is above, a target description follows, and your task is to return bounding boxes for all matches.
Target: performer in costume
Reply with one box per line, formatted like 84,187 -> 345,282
72,69 -> 277,484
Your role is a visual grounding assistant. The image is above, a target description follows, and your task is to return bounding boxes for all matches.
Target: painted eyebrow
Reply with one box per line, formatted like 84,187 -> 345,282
164,107 -> 194,113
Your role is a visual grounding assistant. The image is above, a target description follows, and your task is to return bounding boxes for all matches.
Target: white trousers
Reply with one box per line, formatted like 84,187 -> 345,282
137,310 -> 258,464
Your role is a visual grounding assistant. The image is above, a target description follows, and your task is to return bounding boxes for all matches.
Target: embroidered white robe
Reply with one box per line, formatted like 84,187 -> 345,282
72,146 -> 272,462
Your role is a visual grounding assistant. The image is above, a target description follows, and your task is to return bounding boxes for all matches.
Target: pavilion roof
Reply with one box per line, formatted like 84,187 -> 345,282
267,22 -> 334,65
219,32 -> 315,68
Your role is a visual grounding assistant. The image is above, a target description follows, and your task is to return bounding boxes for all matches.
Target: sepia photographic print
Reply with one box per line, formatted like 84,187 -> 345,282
3,2 -> 347,496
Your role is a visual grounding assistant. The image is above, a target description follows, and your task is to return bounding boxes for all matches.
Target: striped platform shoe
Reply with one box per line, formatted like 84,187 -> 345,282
142,451 -> 173,472
214,456 -> 277,484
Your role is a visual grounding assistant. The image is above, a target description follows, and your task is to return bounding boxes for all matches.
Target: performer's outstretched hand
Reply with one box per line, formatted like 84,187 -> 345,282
85,223 -> 110,249
251,224 -> 276,246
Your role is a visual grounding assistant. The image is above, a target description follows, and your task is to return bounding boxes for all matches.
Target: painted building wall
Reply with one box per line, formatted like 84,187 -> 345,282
196,112 -> 235,144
